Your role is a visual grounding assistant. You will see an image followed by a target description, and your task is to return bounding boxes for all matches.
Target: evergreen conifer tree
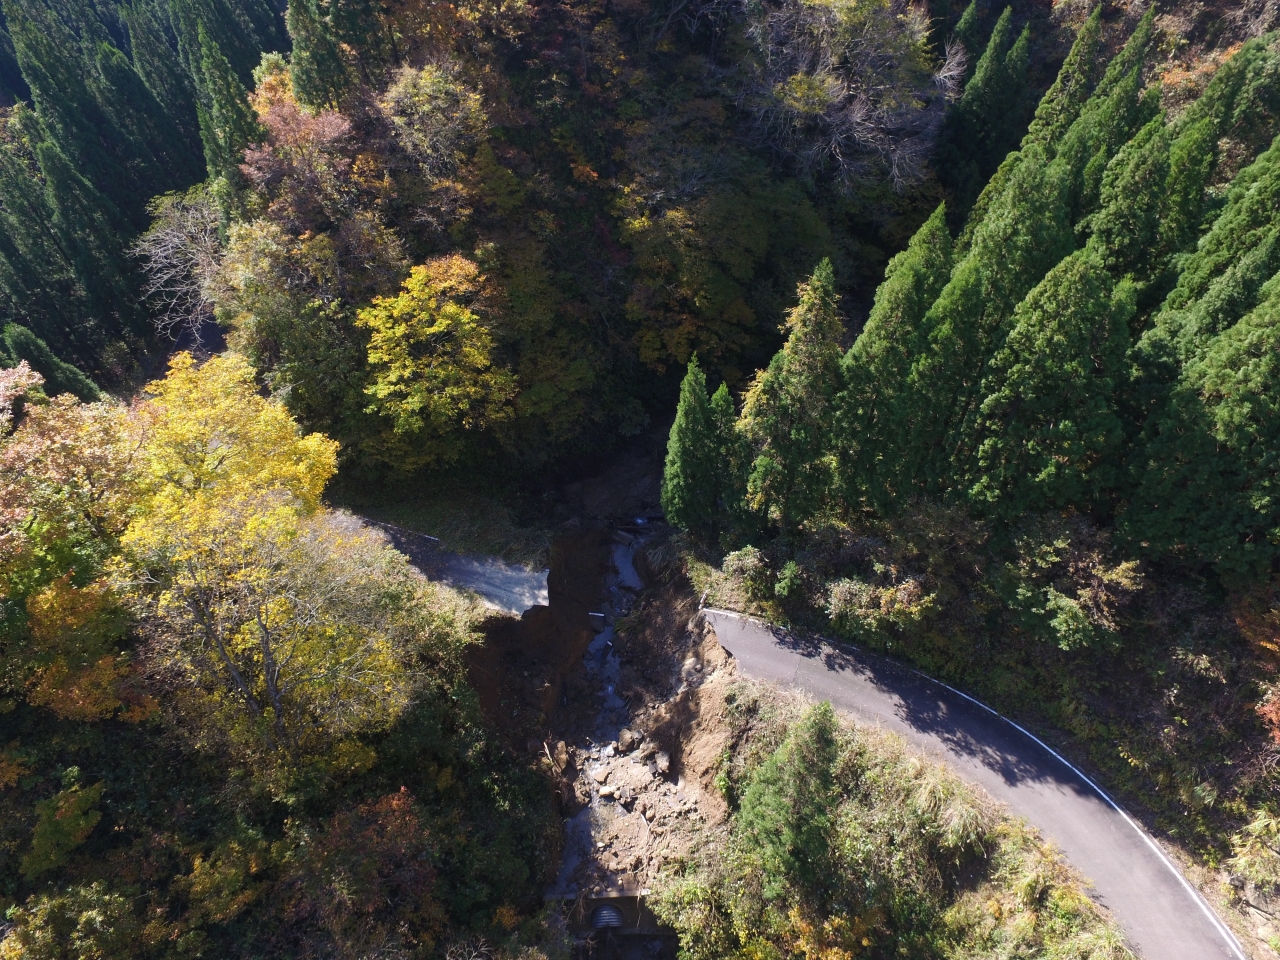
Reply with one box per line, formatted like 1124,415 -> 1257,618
1138,138 -> 1280,369
1124,275 -> 1280,582
936,9 -> 1032,222
287,0 -> 349,110
36,139 -> 138,340
124,2 -> 203,159
737,702 -> 840,902
902,150 -> 1074,494
330,0 -> 393,80
172,0 -> 280,84
1053,40 -> 1155,228
951,0 -> 982,77
958,5 -> 1100,253
836,203 -> 952,512
661,354 -> 718,531
963,7 -> 1151,252
1159,117 -> 1216,259
739,259 -> 843,530
7,0 -> 204,228
965,252 -> 1132,516
1123,135 -> 1280,484
236,0 -> 288,63
4,0 -> 129,207
710,381 -> 748,526
2,323 -> 100,400
1171,34 -> 1280,165
0,124 -> 84,353
1022,5 -> 1101,149
88,39 -> 202,195
195,24 -> 263,182
0,11 -> 29,104
899,12 -> 1154,498
1087,114 -> 1169,279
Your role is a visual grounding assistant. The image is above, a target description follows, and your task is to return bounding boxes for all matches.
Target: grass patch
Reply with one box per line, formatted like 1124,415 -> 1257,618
654,680 -> 1133,959
365,495 -> 551,567
340,484 -> 553,568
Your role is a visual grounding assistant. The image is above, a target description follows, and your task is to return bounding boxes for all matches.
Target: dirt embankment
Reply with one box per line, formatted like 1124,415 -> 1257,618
446,424 -> 748,903
541,571 -> 750,900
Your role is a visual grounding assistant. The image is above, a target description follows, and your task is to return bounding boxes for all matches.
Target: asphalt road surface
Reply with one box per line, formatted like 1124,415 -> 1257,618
703,608 -> 1247,960
368,520 -> 549,615
432,553 -> 549,614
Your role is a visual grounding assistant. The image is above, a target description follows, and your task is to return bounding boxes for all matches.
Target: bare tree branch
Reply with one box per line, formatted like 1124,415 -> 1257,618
737,0 -> 960,192
132,189 -> 224,343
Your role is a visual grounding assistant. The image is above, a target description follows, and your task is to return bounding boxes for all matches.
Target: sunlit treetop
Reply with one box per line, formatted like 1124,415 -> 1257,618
132,351 -> 338,518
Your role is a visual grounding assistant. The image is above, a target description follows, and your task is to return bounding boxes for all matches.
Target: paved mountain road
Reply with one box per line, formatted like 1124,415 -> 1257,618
368,520 -> 549,615
703,608 -> 1246,960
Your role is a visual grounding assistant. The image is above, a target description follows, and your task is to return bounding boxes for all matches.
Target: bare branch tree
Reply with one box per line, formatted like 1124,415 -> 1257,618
445,937 -> 493,960
1225,0 -> 1280,39
738,0 -> 962,192
132,189 -> 224,343
935,39 -> 970,99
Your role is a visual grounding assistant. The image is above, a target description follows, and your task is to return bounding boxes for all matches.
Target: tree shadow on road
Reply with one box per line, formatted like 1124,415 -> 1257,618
746,621 -> 1097,797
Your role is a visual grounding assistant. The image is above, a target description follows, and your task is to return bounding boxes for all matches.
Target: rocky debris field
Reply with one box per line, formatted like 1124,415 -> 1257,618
546,535 -> 739,902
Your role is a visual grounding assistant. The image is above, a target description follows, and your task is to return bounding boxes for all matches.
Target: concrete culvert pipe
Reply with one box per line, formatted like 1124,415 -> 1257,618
590,904 -> 625,929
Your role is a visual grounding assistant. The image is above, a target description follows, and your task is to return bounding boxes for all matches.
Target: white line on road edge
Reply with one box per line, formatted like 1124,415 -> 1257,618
363,518 -> 441,541
699,607 -> 1248,960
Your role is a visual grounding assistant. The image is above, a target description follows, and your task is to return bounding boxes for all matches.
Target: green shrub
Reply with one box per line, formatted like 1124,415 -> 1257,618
653,686 -> 1131,959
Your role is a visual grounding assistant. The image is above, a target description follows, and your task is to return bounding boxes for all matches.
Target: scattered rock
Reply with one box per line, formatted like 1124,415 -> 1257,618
681,657 -> 701,680
654,750 -> 671,775
599,785 -> 616,799
591,766 -> 610,784
603,744 -> 616,758
618,728 -> 639,752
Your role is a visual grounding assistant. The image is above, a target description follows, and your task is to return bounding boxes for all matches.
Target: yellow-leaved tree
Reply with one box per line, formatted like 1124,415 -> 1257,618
131,351 -> 337,517
357,255 -> 515,468
117,353 -> 470,786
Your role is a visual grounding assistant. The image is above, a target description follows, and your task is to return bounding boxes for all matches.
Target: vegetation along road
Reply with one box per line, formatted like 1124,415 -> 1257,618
703,608 -> 1247,960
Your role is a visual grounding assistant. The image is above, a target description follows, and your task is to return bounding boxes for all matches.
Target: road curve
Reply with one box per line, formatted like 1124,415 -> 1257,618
703,608 -> 1246,960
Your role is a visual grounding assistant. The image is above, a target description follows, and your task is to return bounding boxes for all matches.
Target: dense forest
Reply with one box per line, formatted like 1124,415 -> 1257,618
0,0 -> 1055,470
3,0 -> 1280,953
662,0 -> 1280,937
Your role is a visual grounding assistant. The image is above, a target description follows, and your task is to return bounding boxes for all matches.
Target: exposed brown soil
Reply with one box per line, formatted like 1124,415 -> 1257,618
542,580 -> 739,899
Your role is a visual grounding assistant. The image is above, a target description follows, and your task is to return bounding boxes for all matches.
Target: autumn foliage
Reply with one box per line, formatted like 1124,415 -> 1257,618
0,352 -> 537,959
